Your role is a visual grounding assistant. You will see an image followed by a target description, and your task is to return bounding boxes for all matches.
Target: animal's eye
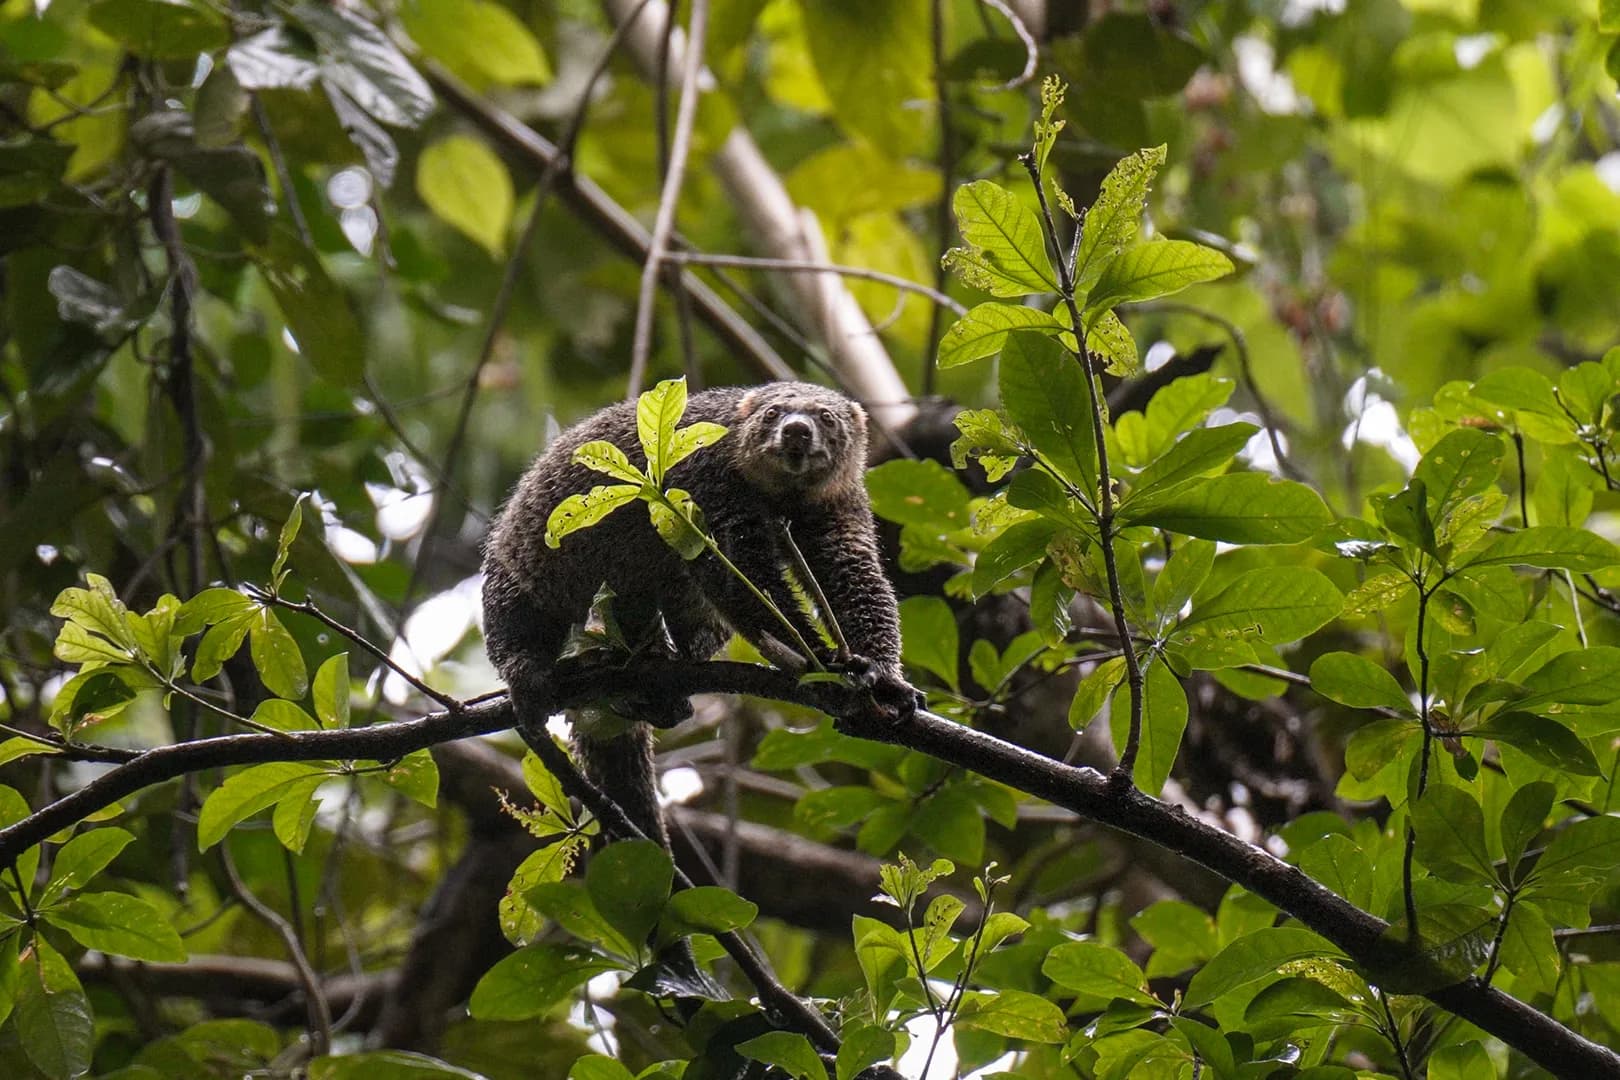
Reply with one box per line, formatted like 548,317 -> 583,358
819,408 -> 834,423
763,406 -> 781,421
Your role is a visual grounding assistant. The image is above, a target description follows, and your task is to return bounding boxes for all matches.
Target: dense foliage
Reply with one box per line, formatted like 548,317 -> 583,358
3,0 -> 1620,1078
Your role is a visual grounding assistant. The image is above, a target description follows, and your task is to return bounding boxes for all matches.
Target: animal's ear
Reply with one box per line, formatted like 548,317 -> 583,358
847,400 -> 868,436
737,388 -> 764,419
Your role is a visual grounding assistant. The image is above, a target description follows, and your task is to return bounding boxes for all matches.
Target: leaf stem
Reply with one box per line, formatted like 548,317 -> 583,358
1020,153 -> 1145,784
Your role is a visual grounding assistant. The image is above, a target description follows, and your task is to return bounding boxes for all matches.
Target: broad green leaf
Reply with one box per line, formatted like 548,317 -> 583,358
1086,308 -> 1140,375
0,786 -> 39,905
308,1051 -> 493,1079
468,943 -> 615,1021
313,653 -> 350,728
953,988 -> 1069,1043
271,776 -> 323,853
48,669 -> 141,734
1374,903 -> 1494,993
1296,833 -> 1373,910
524,881 -> 633,956
900,595 -> 959,691
175,586 -> 254,633
1110,660 -> 1186,796
227,27 -> 320,90
45,892 -> 186,962
1472,713 -> 1601,776
1377,480 -> 1436,554
1183,927 -> 1336,1008
1132,900 -> 1216,977
1343,719 -> 1420,781
1042,940 -> 1159,1008
1178,567 -> 1343,646
1087,240 -> 1233,313
1139,373 -> 1234,456
999,331 -> 1098,493
380,749 -> 440,807
0,935 -> 19,1029
585,840 -> 672,948
1499,781 -> 1553,880
1341,571 -> 1414,617
1069,655 -> 1126,730
1429,1042 -> 1495,1080
1530,814 -> 1620,888
835,1022 -> 896,1080
865,459 -> 972,532
1413,428 -> 1504,517
1517,646 -> 1620,709
950,408 -> 1021,481
1463,527 -> 1620,571
1153,538 -> 1214,619
800,0 -> 928,153
49,574 -> 135,650
1121,473 -> 1333,544
648,488 -> 706,560
197,762 -> 334,850
668,422 -> 727,472
295,3 -> 434,127
249,698 -> 318,732
795,786 -> 889,831
1412,784 -> 1493,884
89,0 -> 228,60
41,828 -> 134,905
499,840 -> 583,946
947,180 -> 1057,296
663,886 -> 758,936
53,621 -> 134,665
1499,901 -> 1559,994
1244,976 -> 1357,1023
973,520 -> 1056,597
569,1058 -> 635,1080
1308,653 -> 1413,714
417,134 -> 513,257
573,441 -> 643,485
636,378 -> 687,486
1073,145 -> 1167,291
736,1031 -> 829,1080
545,485 -> 641,548
250,607 -> 307,700
269,493 -> 304,586
399,0 -> 551,89
16,937 -> 92,1080
252,232 -> 366,387
1126,423 -> 1258,503
937,302 -> 1062,369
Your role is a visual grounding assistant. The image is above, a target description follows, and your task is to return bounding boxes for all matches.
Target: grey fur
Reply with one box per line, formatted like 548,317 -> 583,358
483,382 -> 904,849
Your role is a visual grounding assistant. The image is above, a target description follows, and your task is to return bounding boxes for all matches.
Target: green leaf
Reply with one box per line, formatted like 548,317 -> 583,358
973,520 -> 1056,597
248,698 -> 318,733
1069,656 -> 1125,730
572,441 -> 643,485
663,886 -> 758,936
1471,713 -> 1601,776
1042,940 -> 1159,1008
668,421 -> 727,472
999,331 -> 1098,493
1343,719 -> 1420,781
1086,308 -> 1140,376
937,302 -> 1063,369
545,485 -> 641,548
835,1022 -> 896,1080
1530,814 -> 1620,889
800,0 -> 928,153
524,881 -> 634,956
1133,900 -> 1217,978
1374,903 -> 1494,993
585,840 -> 672,949
1463,527 -> 1620,571
250,607 -> 308,700
40,828 -> 134,905
294,3 -> 434,128
0,786 -> 39,906
1429,1041 -> 1495,1080
269,493 -> 304,586
1517,646 -> 1620,709
308,1051 -> 494,1079
946,180 -> 1057,296
0,739 -> 58,771
636,378 -> 687,486
379,749 -> 440,807
954,988 -> 1069,1043
1121,473 -> 1333,544
1412,784 -> 1494,884
1128,423 -> 1258,503
468,943 -> 615,1021
737,1031 -> 829,1080
1308,653 -> 1412,714
1183,927 -> 1336,1008
1378,480 -> 1436,555
568,1058 -> 634,1080
950,409 -> 1021,482
1178,567 -> 1343,646
252,232 -> 366,387
197,762 -> 334,850
16,937 -> 92,1080
271,776 -> 323,853
1499,781 -> 1553,880
1243,976 -> 1357,1023
1086,239 -> 1233,313
648,488 -> 706,560
1412,428 -> 1504,518
900,595 -> 959,691
398,0 -> 550,89
1073,145 -> 1167,291
417,134 -> 513,257
1110,660 -> 1186,796
88,0 -> 228,60
49,574 -> 136,650
44,892 -> 186,962
865,459 -> 972,532
313,653 -> 350,728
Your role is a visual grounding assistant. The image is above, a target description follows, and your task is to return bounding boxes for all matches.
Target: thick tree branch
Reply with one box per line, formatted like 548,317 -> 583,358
1,660 -> 1612,1076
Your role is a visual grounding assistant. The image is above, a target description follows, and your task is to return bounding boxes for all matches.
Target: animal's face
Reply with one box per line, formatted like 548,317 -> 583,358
735,383 -> 868,496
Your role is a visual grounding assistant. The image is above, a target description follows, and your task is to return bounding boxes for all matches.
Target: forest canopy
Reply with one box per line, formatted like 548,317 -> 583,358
3,0 -> 1620,1078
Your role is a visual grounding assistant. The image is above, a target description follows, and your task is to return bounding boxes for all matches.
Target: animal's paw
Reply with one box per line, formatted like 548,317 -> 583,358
842,655 -> 923,721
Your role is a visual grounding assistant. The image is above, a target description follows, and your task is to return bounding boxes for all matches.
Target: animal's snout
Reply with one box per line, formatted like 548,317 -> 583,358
779,416 -> 815,451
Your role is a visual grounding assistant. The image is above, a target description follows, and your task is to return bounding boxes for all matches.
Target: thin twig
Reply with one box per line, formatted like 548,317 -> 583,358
779,522 -> 850,660
627,0 -> 710,396
668,252 -> 967,316
924,0 -> 959,395
975,0 -> 1038,90
220,846 -> 332,1057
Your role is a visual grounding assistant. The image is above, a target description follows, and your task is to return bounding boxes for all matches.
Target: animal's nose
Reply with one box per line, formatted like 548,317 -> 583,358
780,418 -> 814,449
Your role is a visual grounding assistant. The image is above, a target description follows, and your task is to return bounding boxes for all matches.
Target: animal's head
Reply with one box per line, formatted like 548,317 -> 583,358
733,382 -> 869,499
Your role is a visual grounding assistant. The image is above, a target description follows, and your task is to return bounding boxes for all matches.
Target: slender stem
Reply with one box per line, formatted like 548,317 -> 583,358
161,679 -> 294,740
1402,586 -> 1434,937
251,589 -> 461,712
627,0 -> 710,396
1377,989 -> 1415,1080
923,0 -> 958,396
9,864 -> 34,924
666,251 -> 966,315
700,533 -> 822,671
1512,432 -> 1528,528
220,847 -> 332,1057
778,523 -> 850,660
1484,891 -> 1517,984
1021,154 -> 1145,783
